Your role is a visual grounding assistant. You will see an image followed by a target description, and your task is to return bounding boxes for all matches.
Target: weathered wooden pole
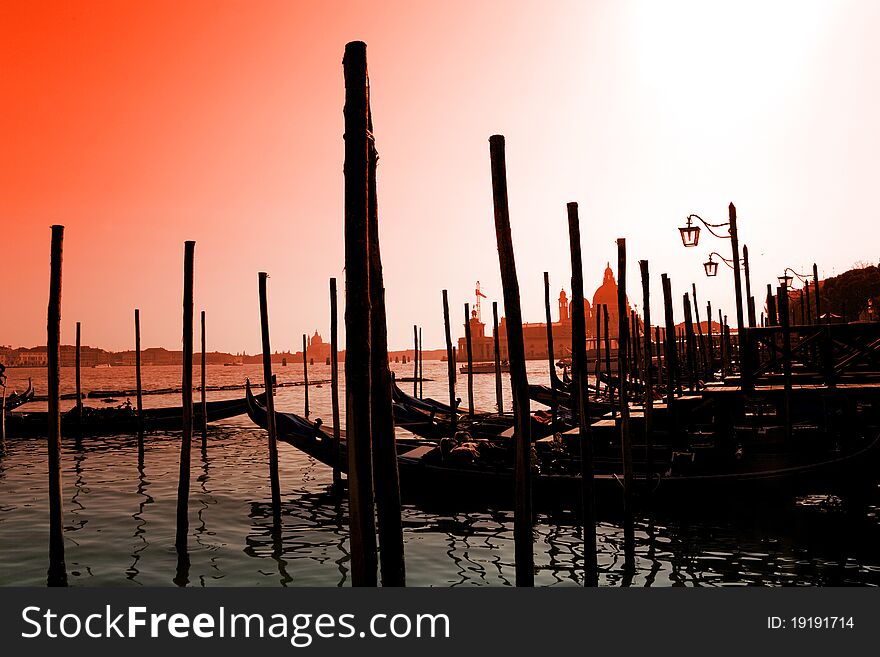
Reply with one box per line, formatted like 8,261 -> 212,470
135,308 -> 144,457
728,204 -> 747,372
419,326 -> 424,399
616,239 -> 634,559
442,289 -> 457,432
603,305 -> 612,404
595,305 -> 602,400
767,284 -> 778,326
805,281 -> 813,326
567,202 -> 597,587
489,134 -> 533,587
493,301 -> 503,412
706,300 -> 715,371
778,284 -> 793,440
343,40 -> 378,587
47,225 -> 67,586
366,106 -> 405,587
719,309 -> 727,375
543,272 -> 558,422
258,273 -> 282,521
723,315 -> 732,376
412,325 -> 419,396
0,382 -> 6,450
692,284 -> 706,376
464,303 -> 475,417
639,260 -> 654,488
743,245 -> 756,328
330,278 -> 342,488
683,294 -> 697,389
302,334 -> 310,417
813,263 -> 822,323
200,311 -> 207,447
75,321 -> 82,438
661,275 -> 678,407
175,240 -> 195,552
655,325 -> 663,388
799,287 -> 806,326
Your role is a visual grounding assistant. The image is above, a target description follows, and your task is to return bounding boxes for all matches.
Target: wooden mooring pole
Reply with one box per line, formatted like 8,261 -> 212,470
464,303 -> 475,417
595,307 -> 602,401
366,100 -> 405,587
258,273 -> 282,521
692,284 -> 706,377
135,309 -> 144,458
813,263 -> 822,323
616,239 -> 634,562
567,202 -> 597,587
47,224 -> 67,586
302,333 -> 310,417
543,272 -> 557,423
330,277 -> 342,488
419,326 -> 424,399
442,289 -> 457,432
493,301 -> 502,413
683,293 -> 697,389
603,305 -> 612,407
413,325 -> 419,397
778,285 -> 793,440
200,311 -> 207,447
343,40 -> 378,587
661,275 -> 678,408
639,260 -> 654,490
706,301 -> 714,371
75,321 -> 82,440
489,134 -> 533,587
175,240 -> 195,552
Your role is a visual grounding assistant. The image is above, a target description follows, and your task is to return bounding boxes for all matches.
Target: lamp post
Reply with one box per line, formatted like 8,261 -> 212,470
679,204 -> 747,386
703,252 -> 733,277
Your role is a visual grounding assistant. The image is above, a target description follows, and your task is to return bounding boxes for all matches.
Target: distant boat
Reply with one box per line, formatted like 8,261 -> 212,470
459,361 -> 509,374
224,362 -> 244,367
93,363 -> 111,369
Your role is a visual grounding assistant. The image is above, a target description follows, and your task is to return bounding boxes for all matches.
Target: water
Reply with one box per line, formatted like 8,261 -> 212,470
2,361 -> 879,586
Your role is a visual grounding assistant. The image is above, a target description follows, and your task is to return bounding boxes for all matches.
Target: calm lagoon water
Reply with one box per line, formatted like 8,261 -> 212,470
1,361 -> 879,586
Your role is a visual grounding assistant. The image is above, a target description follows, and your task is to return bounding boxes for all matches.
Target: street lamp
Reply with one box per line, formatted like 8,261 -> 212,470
778,268 -> 809,288
677,204 -> 748,387
703,252 -> 734,277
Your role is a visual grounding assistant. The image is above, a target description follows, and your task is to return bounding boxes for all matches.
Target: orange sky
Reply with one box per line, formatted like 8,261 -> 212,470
2,0 -> 878,353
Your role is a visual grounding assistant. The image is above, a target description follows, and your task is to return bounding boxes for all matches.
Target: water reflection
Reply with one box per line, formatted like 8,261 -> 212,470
126,460 -> 152,583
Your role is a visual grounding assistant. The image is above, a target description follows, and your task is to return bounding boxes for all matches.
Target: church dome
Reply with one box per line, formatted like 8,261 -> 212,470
592,262 -> 630,313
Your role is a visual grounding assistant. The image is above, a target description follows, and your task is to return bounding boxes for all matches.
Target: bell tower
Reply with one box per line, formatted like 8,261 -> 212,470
558,289 -> 569,322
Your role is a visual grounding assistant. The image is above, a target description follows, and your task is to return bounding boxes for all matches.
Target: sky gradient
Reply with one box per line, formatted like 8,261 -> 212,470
2,0 -> 878,353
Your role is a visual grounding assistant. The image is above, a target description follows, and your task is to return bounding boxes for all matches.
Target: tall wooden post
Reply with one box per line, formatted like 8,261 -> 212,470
683,294 -> 697,389
603,305 -> 612,405
743,245 -> 756,328
464,303 -> 475,417
639,261 -> 654,489
343,40 -> 378,587
412,325 -> 419,396
330,278 -> 342,488
0,382 -> 6,450
767,284 -> 778,326
692,284 -> 706,377
728,204 -> 747,376
595,305 -> 602,400
543,272 -> 557,421
442,290 -> 457,431
493,301 -> 502,413
655,325 -> 663,389
805,281 -> 813,326
366,102 -> 405,587
418,326 -> 424,399
661,275 -> 678,407
259,273 -> 282,520
489,134 -> 533,587
47,225 -> 67,586
176,240 -> 195,552
75,321 -> 82,438
200,311 -> 207,446
616,239 -> 634,560
567,202 -> 597,587
135,309 -> 144,458
706,301 -> 715,371
779,285 -> 793,440
302,334 -> 310,417
813,263 -> 822,323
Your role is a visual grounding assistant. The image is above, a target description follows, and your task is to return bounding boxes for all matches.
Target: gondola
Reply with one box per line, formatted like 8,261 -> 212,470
4,390 -> 267,438
3,378 -> 34,411
245,379 -> 880,510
